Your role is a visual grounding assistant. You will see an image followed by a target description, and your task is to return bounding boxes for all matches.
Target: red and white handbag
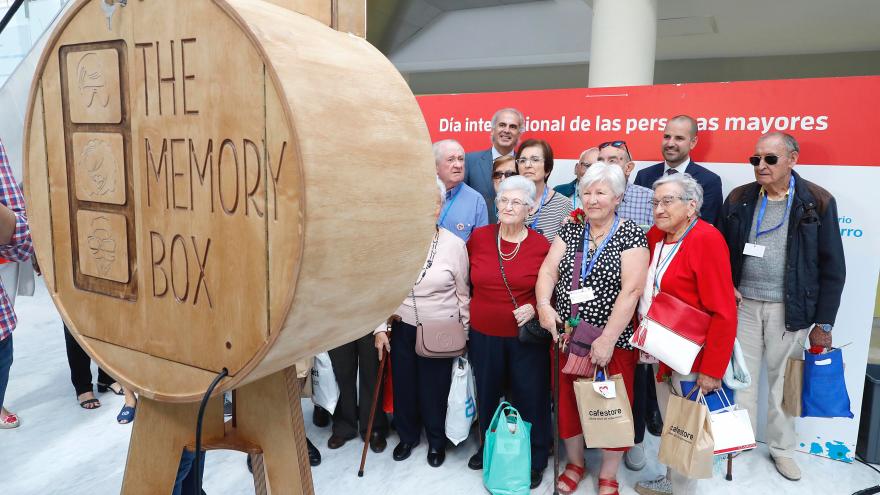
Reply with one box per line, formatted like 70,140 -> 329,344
630,292 -> 710,375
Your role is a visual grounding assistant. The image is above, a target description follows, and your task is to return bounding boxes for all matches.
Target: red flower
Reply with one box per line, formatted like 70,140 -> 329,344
570,208 -> 586,225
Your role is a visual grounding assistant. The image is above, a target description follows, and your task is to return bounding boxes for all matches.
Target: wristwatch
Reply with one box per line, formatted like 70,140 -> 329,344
816,323 -> 833,333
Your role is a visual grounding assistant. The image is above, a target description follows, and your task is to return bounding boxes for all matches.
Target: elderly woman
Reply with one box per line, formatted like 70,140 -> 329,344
374,178 -> 470,468
466,175 -> 551,488
633,173 -> 737,495
536,163 -> 649,495
516,139 -> 573,242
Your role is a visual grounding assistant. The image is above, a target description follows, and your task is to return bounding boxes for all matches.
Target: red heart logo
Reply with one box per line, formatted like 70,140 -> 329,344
599,385 -> 608,393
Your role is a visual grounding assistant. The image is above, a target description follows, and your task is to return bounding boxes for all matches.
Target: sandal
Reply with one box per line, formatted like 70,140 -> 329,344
98,382 -> 124,396
598,478 -> 620,495
117,400 -> 137,424
557,463 -> 586,494
0,412 -> 20,429
78,392 -> 101,410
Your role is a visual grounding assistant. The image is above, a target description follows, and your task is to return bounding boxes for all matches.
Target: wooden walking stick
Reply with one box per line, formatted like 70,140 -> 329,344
358,324 -> 392,477
553,328 -> 562,495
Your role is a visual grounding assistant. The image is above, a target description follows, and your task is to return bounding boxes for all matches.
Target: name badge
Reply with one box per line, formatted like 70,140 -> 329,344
743,243 -> 766,258
593,380 -> 617,399
570,287 -> 596,304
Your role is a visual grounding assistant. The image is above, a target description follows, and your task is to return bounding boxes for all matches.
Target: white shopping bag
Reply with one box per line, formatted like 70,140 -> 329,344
446,356 -> 476,445
311,352 -> 339,415
710,390 -> 756,455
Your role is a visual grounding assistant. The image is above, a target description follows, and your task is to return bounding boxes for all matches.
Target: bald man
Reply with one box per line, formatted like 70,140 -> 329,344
554,147 -> 598,209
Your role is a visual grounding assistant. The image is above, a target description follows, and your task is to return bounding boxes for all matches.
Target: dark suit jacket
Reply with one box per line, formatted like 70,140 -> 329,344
634,160 -> 723,225
464,148 -> 496,223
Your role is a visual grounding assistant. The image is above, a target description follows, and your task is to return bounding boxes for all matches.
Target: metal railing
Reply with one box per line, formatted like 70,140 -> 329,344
0,0 -> 69,87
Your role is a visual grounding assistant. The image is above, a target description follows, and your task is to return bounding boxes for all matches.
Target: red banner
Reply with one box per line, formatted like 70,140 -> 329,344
416,76 -> 879,167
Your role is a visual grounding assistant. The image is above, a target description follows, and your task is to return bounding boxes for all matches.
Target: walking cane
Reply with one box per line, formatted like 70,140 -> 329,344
358,346 -> 387,477
552,325 -> 562,495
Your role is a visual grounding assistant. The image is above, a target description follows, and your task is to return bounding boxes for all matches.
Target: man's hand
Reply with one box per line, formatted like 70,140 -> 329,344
734,289 -> 743,307
809,325 -> 832,349
696,373 -> 722,395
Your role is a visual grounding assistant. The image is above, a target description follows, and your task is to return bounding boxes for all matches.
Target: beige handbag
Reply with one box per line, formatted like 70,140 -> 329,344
412,290 -> 465,358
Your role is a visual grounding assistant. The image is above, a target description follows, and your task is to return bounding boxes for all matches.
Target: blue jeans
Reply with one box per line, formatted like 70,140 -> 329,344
172,448 -> 206,495
0,335 -> 12,410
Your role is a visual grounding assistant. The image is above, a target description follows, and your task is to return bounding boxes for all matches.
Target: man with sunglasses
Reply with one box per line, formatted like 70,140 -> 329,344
465,108 -> 524,223
554,147 -> 599,209
634,115 -> 723,224
435,139 -> 489,242
716,132 -> 845,482
597,140 -> 653,229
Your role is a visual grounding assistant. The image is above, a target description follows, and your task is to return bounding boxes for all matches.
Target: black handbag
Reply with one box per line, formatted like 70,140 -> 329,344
496,227 -> 551,345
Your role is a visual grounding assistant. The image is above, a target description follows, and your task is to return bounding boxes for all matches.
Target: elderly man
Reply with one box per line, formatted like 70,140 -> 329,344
717,132 -> 845,481
634,115 -> 723,224
554,147 -> 598,209
435,139 -> 488,242
597,140 -> 653,228
464,108 -> 523,223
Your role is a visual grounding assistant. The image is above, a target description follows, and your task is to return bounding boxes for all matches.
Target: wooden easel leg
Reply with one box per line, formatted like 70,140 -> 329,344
121,396 -> 223,495
238,367 -> 314,495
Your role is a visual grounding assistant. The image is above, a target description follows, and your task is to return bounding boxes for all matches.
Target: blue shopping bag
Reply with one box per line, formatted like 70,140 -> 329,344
802,348 -> 854,418
680,381 -> 736,412
483,401 -> 531,495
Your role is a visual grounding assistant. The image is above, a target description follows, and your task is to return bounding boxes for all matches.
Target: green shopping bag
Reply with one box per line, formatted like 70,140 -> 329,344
483,401 -> 531,495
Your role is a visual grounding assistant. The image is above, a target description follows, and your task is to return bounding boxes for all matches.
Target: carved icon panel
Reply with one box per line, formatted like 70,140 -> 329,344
76,211 -> 129,283
72,132 -> 126,205
65,49 -> 122,124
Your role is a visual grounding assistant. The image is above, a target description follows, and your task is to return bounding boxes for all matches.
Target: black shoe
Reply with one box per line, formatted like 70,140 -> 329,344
327,433 -> 352,449
246,454 -> 253,474
647,410 -> 664,437
530,469 -> 544,489
369,431 -> 387,453
468,449 -> 483,470
427,447 -> 445,467
392,442 -> 417,461
307,438 -> 321,466
312,406 -> 330,428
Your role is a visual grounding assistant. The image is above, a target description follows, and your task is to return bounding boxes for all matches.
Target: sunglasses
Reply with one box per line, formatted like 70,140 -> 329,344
492,171 -> 518,180
749,154 -> 784,166
599,140 -> 631,158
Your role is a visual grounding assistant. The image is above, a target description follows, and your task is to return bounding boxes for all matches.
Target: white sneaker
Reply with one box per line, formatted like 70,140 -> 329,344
635,476 -> 672,495
624,443 -> 646,471
772,456 -> 802,481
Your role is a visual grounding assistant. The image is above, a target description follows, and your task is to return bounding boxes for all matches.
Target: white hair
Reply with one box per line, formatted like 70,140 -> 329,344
496,175 -> 536,208
436,177 -> 447,206
491,107 -> 524,128
652,172 -> 704,214
432,139 -> 464,164
578,161 -> 626,198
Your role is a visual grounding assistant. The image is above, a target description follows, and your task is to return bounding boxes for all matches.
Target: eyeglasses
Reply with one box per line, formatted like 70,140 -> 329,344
749,154 -> 784,166
515,156 -> 544,166
492,171 -> 518,180
650,196 -> 688,208
497,197 -> 527,209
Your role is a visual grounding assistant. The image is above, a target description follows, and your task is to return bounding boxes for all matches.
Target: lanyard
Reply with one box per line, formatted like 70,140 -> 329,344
580,215 -> 619,283
437,185 -> 462,226
653,218 -> 698,293
529,187 -> 549,230
755,176 -> 795,239
571,193 -> 580,210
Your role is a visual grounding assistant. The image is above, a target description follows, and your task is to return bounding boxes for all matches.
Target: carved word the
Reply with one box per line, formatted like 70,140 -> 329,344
135,38 -> 198,116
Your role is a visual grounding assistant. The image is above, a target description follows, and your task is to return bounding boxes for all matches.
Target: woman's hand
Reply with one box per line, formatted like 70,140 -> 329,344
513,303 -> 536,327
537,303 -> 562,341
696,373 -> 722,395
589,334 -> 616,367
374,332 -> 390,361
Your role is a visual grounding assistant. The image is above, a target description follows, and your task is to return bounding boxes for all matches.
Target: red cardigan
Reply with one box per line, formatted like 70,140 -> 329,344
468,225 -> 550,338
647,220 -> 737,379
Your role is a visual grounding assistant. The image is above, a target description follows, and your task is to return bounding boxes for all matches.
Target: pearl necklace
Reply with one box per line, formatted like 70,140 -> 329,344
498,227 -> 527,261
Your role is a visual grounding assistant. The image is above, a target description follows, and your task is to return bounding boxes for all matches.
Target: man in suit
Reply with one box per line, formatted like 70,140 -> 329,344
633,115 -> 723,225
554,147 -> 598,209
464,108 -> 523,223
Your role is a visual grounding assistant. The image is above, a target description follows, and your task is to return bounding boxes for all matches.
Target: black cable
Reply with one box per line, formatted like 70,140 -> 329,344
851,453 -> 880,495
194,367 -> 228,494
0,0 -> 25,34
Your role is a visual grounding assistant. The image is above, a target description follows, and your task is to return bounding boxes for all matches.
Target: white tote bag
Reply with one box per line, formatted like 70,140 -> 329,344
311,352 -> 339,415
446,356 -> 476,445
710,390 -> 756,455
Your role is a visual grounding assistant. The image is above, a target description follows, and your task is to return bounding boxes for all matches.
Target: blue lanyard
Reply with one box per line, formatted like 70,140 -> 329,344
653,218 -> 698,292
755,176 -> 795,239
529,187 -> 549,230
438,185 -> 462,226
580,215 -> 619,283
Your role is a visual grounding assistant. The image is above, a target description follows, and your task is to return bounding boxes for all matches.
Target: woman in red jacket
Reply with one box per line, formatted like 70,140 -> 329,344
633,172 -> 737,495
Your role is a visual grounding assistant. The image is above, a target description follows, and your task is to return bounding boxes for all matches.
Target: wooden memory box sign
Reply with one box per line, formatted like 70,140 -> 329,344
23,0 -> 436,493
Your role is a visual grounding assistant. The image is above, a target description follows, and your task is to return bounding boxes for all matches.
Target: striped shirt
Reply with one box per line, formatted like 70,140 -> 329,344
526,190 -> 573,243
0,140 -> 33,342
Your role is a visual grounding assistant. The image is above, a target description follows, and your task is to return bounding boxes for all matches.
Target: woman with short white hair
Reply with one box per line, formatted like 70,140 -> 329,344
466,175 -> 552,489
536,162 -> 649,495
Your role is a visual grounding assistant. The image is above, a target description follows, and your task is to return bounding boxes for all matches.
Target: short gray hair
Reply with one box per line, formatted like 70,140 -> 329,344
496,175 -> 536,208
578,161 -> 626,198
759,131 -> 799,154
432,139 -> 464,164
491,108 -> 524,128
652,172 -> 704,214
436,177 -> 447,206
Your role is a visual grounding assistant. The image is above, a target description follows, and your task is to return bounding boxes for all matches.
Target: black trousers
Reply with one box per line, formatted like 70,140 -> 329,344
64,325 -> 114,396
328,332 -> 389,438
390,321 -> 454,449
468,329 -> 550,472
632,363 -> 661,444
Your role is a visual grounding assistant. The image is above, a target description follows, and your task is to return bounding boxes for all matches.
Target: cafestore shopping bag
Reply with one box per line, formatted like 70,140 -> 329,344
484,402 -> 531,495
446,356 -> 477,445
782,357 -> 803,417
802,348 -> 854,418
658,388 -> 714,479
574,371 -> 634,448
311,352 -> 339,415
